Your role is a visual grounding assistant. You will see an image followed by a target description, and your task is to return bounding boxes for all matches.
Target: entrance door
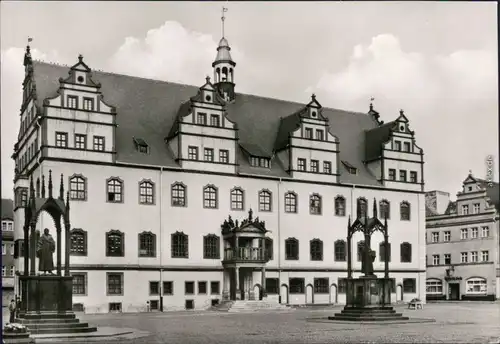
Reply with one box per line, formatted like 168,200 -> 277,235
230,270 -> 236,300
449,283 -> 460,300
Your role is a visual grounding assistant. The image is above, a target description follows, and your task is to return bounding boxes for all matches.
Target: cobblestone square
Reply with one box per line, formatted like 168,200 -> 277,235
26,302 -> 498,344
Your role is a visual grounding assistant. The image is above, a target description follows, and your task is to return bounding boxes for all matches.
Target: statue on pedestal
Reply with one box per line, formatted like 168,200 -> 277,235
36,228 -> 55,274
361,247 -> 376,276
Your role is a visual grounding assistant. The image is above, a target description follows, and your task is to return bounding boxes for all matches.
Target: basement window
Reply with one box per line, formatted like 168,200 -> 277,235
133,137 -> 149,154
341,161 -> 357,175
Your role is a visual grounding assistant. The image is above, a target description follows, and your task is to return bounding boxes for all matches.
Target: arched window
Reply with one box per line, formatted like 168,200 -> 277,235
106,230 -> 124,257
310,239 -> 323,261
334,196 -> 345,216
334,240 -> 346,261
357,241 -> 365,262
229,68 -> 234,82
265,238 -> 273,261
466,277 -> 487,294
215,68 -> 221,83
230,188 -> 244,211
203,234 -> 220,259
171,182 -> 186,207
139,180 -> 154,205
400,242 -> 412,262
379,199 -> 390,220
222,67 -> 228,81
310,194 -> 322,215
171,231 -> 188,258
357,197 -> 368,218
70,228 -> 87,256
379,241 -> 391,262
106,178 -> 123,203
284,192 -> 297,213
70,175 -> 87,201
138,231 -> 156,257
285,237 -> 299,260
203,185 -> 218,209
259,189 -> 272,212
426,279 -> 443,294
400,201 -> 411,221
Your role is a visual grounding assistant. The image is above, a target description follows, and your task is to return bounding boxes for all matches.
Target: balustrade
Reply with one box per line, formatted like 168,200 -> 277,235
224,247 -> 266,261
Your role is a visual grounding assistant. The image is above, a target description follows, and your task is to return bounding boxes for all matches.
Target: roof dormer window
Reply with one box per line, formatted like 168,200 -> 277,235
250,156 -> 270,168
133,137 -> 149,154
341,161 -> 357,175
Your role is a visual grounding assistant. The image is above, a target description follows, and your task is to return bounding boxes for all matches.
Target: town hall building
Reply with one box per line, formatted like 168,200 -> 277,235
11,26 -> 427,313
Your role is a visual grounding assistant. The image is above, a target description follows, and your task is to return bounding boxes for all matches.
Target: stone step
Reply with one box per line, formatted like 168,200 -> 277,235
340,309 -> 396,314
28,326 -> 98,335
20,313 -> 76,320
335,312 -> 404,318
16,318 -> 80,324
23,322 -> 90,330
329,315 -> 410,321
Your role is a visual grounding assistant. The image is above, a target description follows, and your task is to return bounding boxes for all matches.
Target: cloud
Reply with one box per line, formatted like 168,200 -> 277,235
312,33 -> 498,195
108,20 -> 245,87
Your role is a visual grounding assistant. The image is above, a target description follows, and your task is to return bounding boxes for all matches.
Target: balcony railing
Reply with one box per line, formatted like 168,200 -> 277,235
224,247 -> 268,262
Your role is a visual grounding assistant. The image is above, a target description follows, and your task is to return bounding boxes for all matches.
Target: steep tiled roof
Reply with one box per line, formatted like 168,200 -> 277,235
444,201 -> 457,215
32,61 -> 386,186
1,199 -> 14,220
425,204 -> 437,217
477,179 -> 499,211
364,121 -> 395,161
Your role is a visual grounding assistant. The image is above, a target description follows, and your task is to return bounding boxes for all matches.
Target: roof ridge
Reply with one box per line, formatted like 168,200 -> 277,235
32,60 -> 369,117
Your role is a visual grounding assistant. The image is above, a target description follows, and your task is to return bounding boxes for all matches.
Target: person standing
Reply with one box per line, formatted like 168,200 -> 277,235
8,299 -> 16,323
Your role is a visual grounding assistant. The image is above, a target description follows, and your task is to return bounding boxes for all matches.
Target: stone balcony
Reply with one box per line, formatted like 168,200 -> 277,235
223,247 -> 269,264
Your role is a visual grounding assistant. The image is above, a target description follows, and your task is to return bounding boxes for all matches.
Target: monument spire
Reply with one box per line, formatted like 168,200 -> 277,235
59,173 -> 64,200
221,6 -> 228,38
48,170 -> 53,199
372,198 -> 378,219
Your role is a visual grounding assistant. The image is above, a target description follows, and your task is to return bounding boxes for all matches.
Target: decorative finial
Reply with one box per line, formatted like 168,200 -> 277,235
36,177 -> 40,198
78,54 -> 83,62
400,109 -> 404,115
59,173 -> 64,200
41,174 -> 46,198
356,199 -> 361,219
66,191 -> 70,213
206,76 -> 211,83
248,208 -> 253,222
29,175 -> 35,201
348,215 -> 351,227
48,170 -> 53,198
221,6 -> 228,38
369,97 -> 375,111
469,169 -> 473,175
373,198 -> 377,219
312,93 -> 316,101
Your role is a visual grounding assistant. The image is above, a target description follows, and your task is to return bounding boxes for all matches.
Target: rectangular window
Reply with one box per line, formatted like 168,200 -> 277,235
388,169 -> 396,181
188,146 -> 198,160
470,251 -> 478,262
210,114 -> 220,127
444,253 -> 451,265
338,278 -> 347,294
473,203 -> 480,214
9,244 -> 14,255
462,205 -> 469,215
9,266 -> 15,276
75,134 -> 87,149
310,160 -> 319,173
471,227 -> 478,239
67,95 -> 78,109
410,171 -> 417,183
394,141 -> 401,151
443,231 -> 451,242
402,278 -> 416,293
93,136 -> 105,151
55,132 -> 68,148
304,128 -> 313,139
297,158 -> 306,171
289,278 -> 305,294
403,142 -> 411,152
460,228 -> 468,240
197,113 -> 207,125
481,250 -> 489,262
265,278 -> 279,294
72,274 -> 87,295
461,252 -> 468,263
2,244 -> 5,255
431,232 -> 439,243
204,148 -> 214,162
315,129 -> 324,141
399,170 -> 407,182
313,278 -> 329,294
481,226 -> 490,237
323,161 -> 332,174
185,281 -> 194,295
163,281 -> 173,295
210,281 -> 220,295
107,273 -> 123,295
83,97 -> 94,111
432,254 -> 440,265
259,158 -> 269,168
219,150 -> 229,163
198,281 -> 207,294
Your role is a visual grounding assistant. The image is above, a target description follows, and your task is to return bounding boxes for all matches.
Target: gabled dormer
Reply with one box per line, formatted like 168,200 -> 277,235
166,77 -> 238,174
365,108 -> 424,192
273,94 -> 339,183
40,55 -> 117,164
456,171 -> 497,215
240,143 -> 271,169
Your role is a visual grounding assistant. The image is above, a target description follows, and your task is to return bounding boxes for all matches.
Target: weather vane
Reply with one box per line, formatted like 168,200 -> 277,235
221,7 -> 228,38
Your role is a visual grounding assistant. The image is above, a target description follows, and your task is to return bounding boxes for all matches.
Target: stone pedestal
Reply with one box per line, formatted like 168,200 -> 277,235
20,275 -> 73,313
346,276 -> 391,308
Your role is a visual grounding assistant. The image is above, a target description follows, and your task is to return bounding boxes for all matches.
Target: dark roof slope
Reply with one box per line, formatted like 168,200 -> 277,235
365,121 -> 395,161
1,199 -> 14,220
32,61 -> 383,186
477,179 -> 500,211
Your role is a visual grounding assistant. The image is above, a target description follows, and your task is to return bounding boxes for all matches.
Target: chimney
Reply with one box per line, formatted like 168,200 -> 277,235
425,191 -> 450,215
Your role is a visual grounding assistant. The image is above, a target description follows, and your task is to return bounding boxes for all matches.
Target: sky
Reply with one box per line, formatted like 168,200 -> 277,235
1,1 -> 498,200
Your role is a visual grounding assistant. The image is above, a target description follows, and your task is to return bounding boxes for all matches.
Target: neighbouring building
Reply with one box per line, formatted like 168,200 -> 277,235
12,26 -> 427,313
426,173 -> 500,301
2,199 -> 15,306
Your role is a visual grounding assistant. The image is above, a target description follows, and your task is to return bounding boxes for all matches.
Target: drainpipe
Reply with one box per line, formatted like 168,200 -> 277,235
159,166 -> 163,311
277,177 -> 282,303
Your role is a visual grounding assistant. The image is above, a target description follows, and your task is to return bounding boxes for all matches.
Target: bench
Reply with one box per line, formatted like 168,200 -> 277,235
408,300 -> 423,310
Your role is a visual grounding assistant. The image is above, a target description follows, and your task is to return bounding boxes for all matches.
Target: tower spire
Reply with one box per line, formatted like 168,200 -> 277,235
221,7 -> 228,38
